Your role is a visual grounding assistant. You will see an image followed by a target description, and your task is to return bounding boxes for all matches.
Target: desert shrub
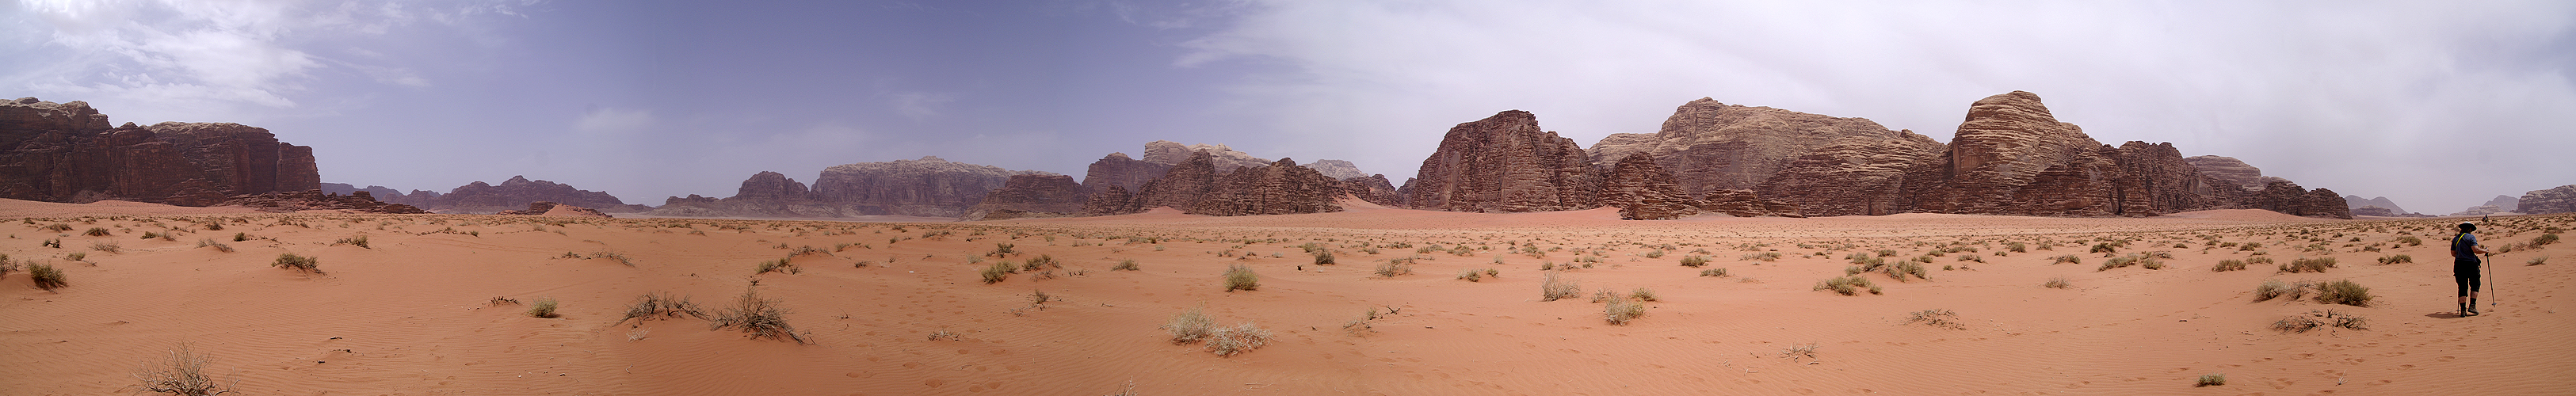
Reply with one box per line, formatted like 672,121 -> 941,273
1163,306 -> 1216,344
2279,257 -> 2337,273
139,231 -> 162,240
1629,287 -> 1658,302
2050,254 -> 2082,265
1314,250 -> 1336,265
756,257 -> 797,274
2089,242 -> 2116,253
1641,249 -> 1665,258
85,227 -> 112,237
2315,280 -> 2373,307
2213,259 -> 2247,272
29,263 -> 66,291
710,289 -> 810,344
1815,276 -> 1877,295
1204,322 -> 1274,356
1699,268 -> 1729,277
91,241 -> 120,253
1679,255 -> 1711,267
2044,277 -> 2071,289
41,223 -> 71,232
1223,264 -> 1259,291
231,232 -> 247,242
1955,253 -> 1983,262
1876,249 -> 1899,257
2396,236 -> 2423,246
1906,309 -> 1964,329
616,292 -> 706,326
1025,254 -> 1059,270
2196,373 -> 2227,387
979,261 -> 1013,284
1890,261 -> 1927,280
194,238 -> 234,253
1372,259 -> 1412,278
2238,242 -> 2261,251
1590,287 -> 1619,303
332,235 -> 369,249
1456,268 -> 1482,282
2248,257 -> 2276,265
2532,256 -> 2550,266
272,253 -> 321,274
1540,271 -> 1581,301
2376,254 -> 2412,265
1738,252 -> 1780,261
527,298 -> 560,318
987,242 -> 1016,257
2254,279 -> 2315,302
1603,295 -> 1646,326
40,238 -> 59,248
1112,259 -> 1140,271
2006,242 -> 2028,253
132,343 -> 232,396
2534,233 -> 2560,246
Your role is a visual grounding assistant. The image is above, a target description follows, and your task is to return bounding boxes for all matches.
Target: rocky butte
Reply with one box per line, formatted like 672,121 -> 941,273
2517,185 -> 2576,215
0,97 -> 319,205
379,176 -> 649,214
1401,110 -> 1601,213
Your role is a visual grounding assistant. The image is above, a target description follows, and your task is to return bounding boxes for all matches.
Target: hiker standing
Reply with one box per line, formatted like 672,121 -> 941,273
2452,222 -> 2491,316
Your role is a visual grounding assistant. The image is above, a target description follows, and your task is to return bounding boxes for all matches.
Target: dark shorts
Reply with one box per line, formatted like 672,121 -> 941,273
2456,258 -> 2483,295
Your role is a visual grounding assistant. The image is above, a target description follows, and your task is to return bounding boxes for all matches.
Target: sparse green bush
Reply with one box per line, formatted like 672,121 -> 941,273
1738,252 -> 1780,261
271,253 -> 320,274
2089,242 -> 2116,253
2532,256 -> 2550,266
231,232 -> 247,242
1629,287 -> 1658,302
1456,268 -> 1482,282
987,242 -> 1016,257
1679,255 -> 1711,267
29,263 -> 66,291
2213,259 -> 2246,272
1163,306 -> 1215,344
332,235 -> 369,249
1890,261 -> 1927,280
710,289 -> 809,344
2051,254 -> 2082,265
2395,236 -> 2422,246
1372,259 -> 1412,278
2533,233 -> 2559,247
2376,254 -> 2413,265
1815,276 -> 1877,295
1540,271 -> 1581,301
756,258 -> 797,274
1641,249 -> 1665,259
2006,242 -> 2027,253
980,261 -> 1013,284
2044,277 -> 2071,289
1223,264 -> 1259,291
2254,279 -> 2315,302
2196,373 -> 2227,387
2279,257 -> 2337,273
527,298 -> 559,318
1314,250 -> 1336,265
2315,280 -> 2373,307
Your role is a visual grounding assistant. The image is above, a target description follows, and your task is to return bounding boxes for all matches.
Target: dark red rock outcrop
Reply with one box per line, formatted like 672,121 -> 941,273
498,201 -> 611,217
1079,185 -> 1141,216
220,190 -> 426,214
1401,110 -> 1599,212
647,171 -> 839,218
1755,132 -> 1948,216
1080,152 -> 1172,193
1868,92 -> 2349,219
0,97 -> 321,206
960,174 -> 1090,220
1187,158 -> 1345,216
2244,181 -> 2351,218
1589,97 -> 1911,198
424,176 -> 647,214
1339,175 -> 1402,207
2517,185 -> 2576,215
1597,154 -> 1700,220
1132,150 -> 1224,211
811,156 -> 1028,217
1696,189 -> 1803,218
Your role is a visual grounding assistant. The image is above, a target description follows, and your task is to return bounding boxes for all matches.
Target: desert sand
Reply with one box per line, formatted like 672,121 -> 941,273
2,198 -> 2571,395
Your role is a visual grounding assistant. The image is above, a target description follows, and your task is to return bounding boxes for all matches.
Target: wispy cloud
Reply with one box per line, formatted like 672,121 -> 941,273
889,91 -> 959,120
6,0 -> 527,112
574,107 -> 655,135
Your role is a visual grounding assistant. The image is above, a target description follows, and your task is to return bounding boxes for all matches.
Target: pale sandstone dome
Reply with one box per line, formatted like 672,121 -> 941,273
1305,159 -> 1370,181
2184,155 -> 2292,190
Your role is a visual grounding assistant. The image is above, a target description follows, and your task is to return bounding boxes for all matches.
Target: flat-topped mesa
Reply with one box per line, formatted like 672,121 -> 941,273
959,173 -> 1090,220
812,156 -> 1037,217
0,97 -> 321,206
1589,97 -> 1910,198
1142,140 -> 1271,172
2517,185 -> 2576,215
426,176 -> 645,214
1402,110 -> 1599,212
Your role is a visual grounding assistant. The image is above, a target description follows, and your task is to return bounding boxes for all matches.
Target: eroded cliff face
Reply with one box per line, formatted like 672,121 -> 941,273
1756,132 -> 1948,216
2517,185 -> 2576,215
960,173 -> 1090,220
811,156 -> 1030,218
1589,97 -> 1909,199
1187,158 -> 1345,216
1401,110 -> 1599,212
0,97 -> 320,206
1872,92 -> 2347,219
1133,150 -> 1224,211
1597,154 -> 1700,220
1080,152 -> 1171,193
419,176 -> 645,214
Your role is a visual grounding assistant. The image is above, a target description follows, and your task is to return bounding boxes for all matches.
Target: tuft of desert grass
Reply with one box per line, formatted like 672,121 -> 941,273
2376,254 -> 2413,265
2278,257 -> 2337,273
1603,295 -> 1646,326
2254,279 -> 2317,302
1163,306 -> 1215,344
2044,276 -> 2071,289
1699,268 -> 1729,277
1223,264 -> 1259,291
527,298 -> 560,318
710,288 -> 810,344
2050,254 -> 2082,265
29,263 -> 67,291
755,257 -> 798,274
132,343 -> 233,396
1906,309 -> 1965,329
271,253 -> 321,274
85,227 -> 112,237
1679,255 -> 1711,267
1456,268 -> 1482,282
2532,256 -> 2550,266
1372,259 -> 1412,278
1313,251 -> 1336,265
1540,271 -> 1581,301
1815,276 -> 1878,295
1204,322 -> 1274,356
2213,259 -> 2247,272
2315,280 -> 2373,307
1112,259 -> 1140,271
1628,287 -> 1658,302
980,261 -> 1013,284
331,235 -> 369,249
2195,373 -> 2226,387
193,238 -> 234,253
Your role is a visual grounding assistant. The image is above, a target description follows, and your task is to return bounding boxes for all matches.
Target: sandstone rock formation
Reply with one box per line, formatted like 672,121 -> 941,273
2450,205 -> 2512,216
2342,195 -> 2411,215
647,171 -> 840,218
1698,189 -> 1803,218
1143,140 -> 1271,172
960,174 -> 1089,220
1078,185 -> 1141,216
0,97 -> 321,206
1887,92 -> 2345,219
1186,158 -> 1345,216
2352,206 -> 2400,217
1307,159 -> 1369,181
1132,150 -> 1225,211
2517,185 -> 2576,215
498,201 -> 611,217
1402,110 -> 1599,212
1339,175 -> 1402,207
421,176 -> 647,214
2242,181 -> 2353,219
320,183 -> 404,200
1589,97 -> 1911,197
1597,154 -> 1700,220
811,156 -> 1034,217
2182,155 -> 2291,189
1079,152 -> 1172,192
1756,133 -> 1948,216
220,190 -> 426,214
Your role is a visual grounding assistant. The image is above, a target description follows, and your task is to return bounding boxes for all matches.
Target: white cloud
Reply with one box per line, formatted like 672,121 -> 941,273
6,0 -> 525,112
574,107 -> 655,135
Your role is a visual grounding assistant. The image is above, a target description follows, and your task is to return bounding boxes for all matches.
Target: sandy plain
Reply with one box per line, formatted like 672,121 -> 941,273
1,199 -> 2570,395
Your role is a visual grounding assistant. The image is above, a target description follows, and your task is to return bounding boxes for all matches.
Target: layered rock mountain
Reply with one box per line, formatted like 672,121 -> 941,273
647,171 -> 839,218
396,176 -> 648,214
1756,132 -> 1948,215
1597,154 -> 1700,220
320,183 -> 403,199
1402,110 -> 1600,212
1143,140 -> 1271,172
2517,185 -> 2576,215
1186,158 -> 1346,216
1589,97 -> 1912,197
1132,150 -> 1225,211
221,190 -> 426,214
0,97 -> 321,206
1079,152 -> 1171,192
2182,155 -> 2291,189
2342,195 -> 2411,215
1338,175 -> 1402,207
1308,159 -> 1370,181
811,156 -> 1036,217
959,174 -> 1090,220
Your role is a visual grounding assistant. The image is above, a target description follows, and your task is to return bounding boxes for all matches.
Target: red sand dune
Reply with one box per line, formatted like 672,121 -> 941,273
2,199 -> 2570,394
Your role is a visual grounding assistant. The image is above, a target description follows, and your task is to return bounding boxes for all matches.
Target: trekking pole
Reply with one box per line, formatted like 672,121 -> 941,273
2483,217 -> 2496,310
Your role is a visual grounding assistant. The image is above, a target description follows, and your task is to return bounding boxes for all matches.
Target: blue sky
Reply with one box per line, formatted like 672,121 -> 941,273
6,1 -> 2573,213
